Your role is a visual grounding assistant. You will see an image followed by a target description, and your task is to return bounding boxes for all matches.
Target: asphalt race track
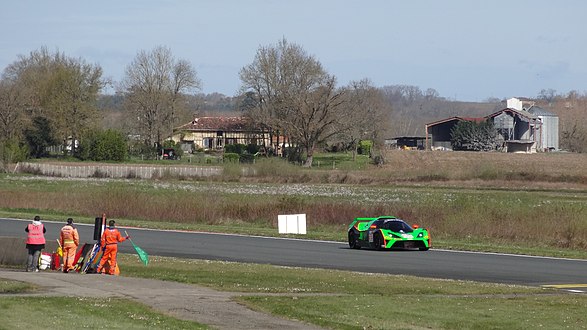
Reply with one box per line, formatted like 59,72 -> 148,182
2,217 -> 586,292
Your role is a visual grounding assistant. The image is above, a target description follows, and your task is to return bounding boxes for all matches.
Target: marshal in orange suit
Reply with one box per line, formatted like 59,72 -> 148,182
59,218 -> 79,273
96,220 -> 129,275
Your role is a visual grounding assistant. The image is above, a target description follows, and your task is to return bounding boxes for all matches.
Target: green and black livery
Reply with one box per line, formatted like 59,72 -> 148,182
348,216 -> 430,251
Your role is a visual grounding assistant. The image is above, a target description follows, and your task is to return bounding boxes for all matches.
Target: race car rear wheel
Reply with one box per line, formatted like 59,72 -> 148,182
348,231 -> 361,249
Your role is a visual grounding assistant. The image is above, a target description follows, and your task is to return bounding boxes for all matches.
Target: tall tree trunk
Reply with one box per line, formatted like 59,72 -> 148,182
303,143 -> 314,167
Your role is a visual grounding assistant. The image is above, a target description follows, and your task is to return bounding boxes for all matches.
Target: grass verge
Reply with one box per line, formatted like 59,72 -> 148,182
118,254 -> 585,330
0,296 -> 206,329
0,279 -> 36,294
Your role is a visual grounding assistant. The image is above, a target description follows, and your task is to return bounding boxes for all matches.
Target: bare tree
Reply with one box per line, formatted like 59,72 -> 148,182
549,91 -> 587,152
239,38 -> 348,167
538,88 -> 559,105
120,46 -> 201,154
337,79 -> 391,160
287,76 -> 346,166
424,88 -> 440,100
0,80 -> 26,141
3,48 -> 56,120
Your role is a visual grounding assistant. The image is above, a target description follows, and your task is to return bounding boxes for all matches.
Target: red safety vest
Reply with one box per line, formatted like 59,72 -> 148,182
26,223 -> 46,245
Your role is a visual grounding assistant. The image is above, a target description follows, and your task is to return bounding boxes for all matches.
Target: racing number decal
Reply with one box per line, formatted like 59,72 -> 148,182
368,230 -> 374,242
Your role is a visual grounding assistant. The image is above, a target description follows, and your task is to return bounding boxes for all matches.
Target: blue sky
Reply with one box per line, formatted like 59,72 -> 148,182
1,1 -> 585,101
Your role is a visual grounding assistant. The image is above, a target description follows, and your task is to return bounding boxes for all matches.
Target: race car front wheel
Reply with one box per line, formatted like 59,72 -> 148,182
374,232 -> 384,251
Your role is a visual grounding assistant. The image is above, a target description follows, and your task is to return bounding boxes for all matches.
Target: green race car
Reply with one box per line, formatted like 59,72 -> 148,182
348,216 -> 431,251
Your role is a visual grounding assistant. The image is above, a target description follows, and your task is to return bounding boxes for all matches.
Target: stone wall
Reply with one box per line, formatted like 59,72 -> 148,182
15,162 -> 222,179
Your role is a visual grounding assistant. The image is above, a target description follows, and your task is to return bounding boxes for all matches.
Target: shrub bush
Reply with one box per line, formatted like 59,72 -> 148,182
0,138 -> 29,168
451,120 -> 497,151
223,153 -> 240,162
225,144 -> 246,154
246,144 -> 261,155
239,153 -> 256,164
358,140 -> 373,155
78,129 -> 128,161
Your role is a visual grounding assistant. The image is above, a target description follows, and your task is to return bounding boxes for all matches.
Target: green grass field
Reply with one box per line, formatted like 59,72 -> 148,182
119,255 -> 587,329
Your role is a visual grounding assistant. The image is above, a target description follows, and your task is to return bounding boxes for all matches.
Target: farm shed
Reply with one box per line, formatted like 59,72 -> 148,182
486,108 -> 541,153
424,98 -> 558,153
425,117 -> 485,150
385,136 -> 426,150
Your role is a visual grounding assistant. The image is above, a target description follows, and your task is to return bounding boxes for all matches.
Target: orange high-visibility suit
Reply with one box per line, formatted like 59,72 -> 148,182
59,224 -> 79,272
97,227 -> 127,275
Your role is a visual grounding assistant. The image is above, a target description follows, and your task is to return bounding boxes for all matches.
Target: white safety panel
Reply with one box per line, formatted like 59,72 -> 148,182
278,214 -> 307,234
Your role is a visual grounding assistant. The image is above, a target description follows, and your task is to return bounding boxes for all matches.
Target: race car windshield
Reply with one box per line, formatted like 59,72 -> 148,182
382,220 -> 413,233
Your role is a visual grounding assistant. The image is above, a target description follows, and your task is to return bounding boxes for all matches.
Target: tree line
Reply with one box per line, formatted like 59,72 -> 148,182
0,40 -> 393,168
1,40 -> 585,171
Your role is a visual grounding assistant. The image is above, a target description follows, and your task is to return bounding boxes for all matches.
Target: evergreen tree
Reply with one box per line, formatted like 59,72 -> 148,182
451,120 -> 497,151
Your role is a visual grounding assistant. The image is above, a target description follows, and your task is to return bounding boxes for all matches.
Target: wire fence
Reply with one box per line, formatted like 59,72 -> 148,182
15,162 -> 223,179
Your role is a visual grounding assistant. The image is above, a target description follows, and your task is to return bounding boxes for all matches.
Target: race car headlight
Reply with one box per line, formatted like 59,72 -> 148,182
417,232 -> 423,238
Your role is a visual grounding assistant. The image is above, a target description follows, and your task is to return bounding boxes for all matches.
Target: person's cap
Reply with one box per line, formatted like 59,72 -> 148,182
67,218 -> 73,224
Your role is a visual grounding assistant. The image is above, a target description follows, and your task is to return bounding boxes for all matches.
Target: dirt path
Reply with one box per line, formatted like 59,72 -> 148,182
0,269 -> 323,330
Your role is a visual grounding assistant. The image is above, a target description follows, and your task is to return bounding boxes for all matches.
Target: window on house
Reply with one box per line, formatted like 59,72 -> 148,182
203,138 -> 214,149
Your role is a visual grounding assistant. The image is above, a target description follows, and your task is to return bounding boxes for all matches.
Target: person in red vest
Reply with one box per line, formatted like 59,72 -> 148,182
25,215 -> 46,272
59,218 -> 79,273
96,220 -> 129,275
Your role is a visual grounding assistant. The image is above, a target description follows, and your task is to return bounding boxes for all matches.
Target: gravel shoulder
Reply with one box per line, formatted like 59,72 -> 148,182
0,269 -> 322,330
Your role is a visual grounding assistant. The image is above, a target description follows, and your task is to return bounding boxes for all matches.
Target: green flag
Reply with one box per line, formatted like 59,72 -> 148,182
126,231 -> 149,266
131,240 -> 149,266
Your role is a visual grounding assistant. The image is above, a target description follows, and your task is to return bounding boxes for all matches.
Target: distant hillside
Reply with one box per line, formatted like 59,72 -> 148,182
381,85 -> 502,136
